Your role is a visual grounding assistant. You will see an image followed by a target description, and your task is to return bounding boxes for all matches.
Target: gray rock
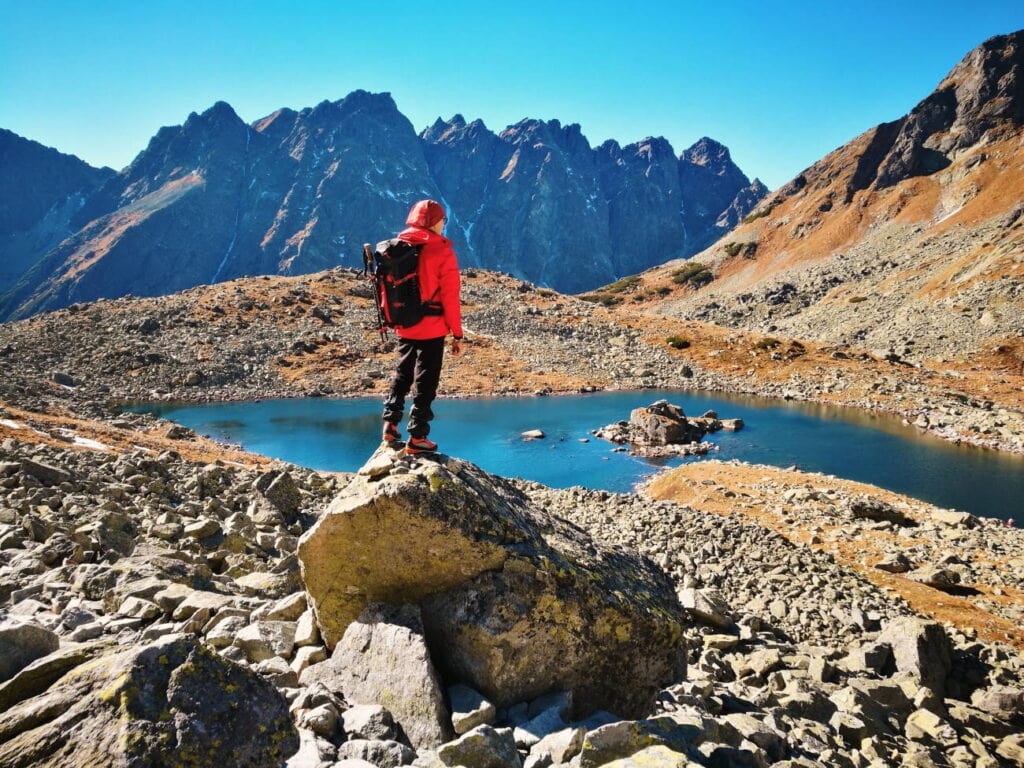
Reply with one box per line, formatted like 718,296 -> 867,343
876,618 -> 952,696
678,587 -> 734,629
20,459 -> 71,486
343,704 -> 400,742
436,725 -> 522,768
529,726 -> 586,765
576,717 -> 698,768
313,604 -> 451,750
0,635 -> 297,767
233,620 -> 298,663
448,684 -> 496,735
0,621 -> 60,682
337,739 -> 416,768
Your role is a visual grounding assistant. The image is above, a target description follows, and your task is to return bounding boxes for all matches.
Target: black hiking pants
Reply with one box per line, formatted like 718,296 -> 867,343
383,336 -> 445,438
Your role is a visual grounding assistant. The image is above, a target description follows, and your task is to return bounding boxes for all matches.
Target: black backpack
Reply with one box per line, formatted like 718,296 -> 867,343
366,238 -> 443,331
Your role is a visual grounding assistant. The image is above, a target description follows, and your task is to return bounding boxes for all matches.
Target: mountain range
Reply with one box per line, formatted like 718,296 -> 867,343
0,97 -> 765,319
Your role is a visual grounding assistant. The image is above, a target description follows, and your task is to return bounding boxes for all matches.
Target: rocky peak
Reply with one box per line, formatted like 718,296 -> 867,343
421,114 -> 480,145
938,30 -> 1024,130
682,136 -> 733,169
632,136 -> 676,164
334,89 -> 401,120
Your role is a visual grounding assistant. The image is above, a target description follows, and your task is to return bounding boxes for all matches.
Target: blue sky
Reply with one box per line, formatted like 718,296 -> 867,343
2,1 -> 1023,189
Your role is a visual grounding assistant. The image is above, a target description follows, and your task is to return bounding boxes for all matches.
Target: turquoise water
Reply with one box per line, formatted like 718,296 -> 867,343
132,390 -> 1024,521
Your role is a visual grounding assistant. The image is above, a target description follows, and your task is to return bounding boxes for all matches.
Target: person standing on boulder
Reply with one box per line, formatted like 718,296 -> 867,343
382,199 -> 463,454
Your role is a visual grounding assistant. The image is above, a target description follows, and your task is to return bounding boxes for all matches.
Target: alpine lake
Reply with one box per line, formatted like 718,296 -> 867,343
130,389 -> 1024,522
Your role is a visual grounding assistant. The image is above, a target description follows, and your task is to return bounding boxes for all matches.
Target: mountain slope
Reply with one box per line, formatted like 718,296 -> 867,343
1,97 -> 763,318
0,129 -> 114,291
628,30 -> 1024,361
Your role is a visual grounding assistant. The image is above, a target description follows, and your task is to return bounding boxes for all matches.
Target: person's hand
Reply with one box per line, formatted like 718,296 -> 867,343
452,337 -> 463,356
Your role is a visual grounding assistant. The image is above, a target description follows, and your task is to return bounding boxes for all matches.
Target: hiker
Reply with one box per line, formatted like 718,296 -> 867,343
382,199 -> 463,453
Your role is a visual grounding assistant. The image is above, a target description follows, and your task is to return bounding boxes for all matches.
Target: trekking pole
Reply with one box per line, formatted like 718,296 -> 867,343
363,243 -> 388,343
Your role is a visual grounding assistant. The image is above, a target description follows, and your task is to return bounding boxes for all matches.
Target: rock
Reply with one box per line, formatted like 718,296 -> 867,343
298,452 -> 687,718
184,518 -> 222,539
298,703 -> 339,738
905,709 -> 958,748
627,400 -> 706,445
521,429 -> 545,439
971,685 -> 1024,719
846,496 -> 916,527
876,618 -> 952,697
258,470 -> 302,519
930,510 -> 977,527
264,592 -> 308,622
50,371 -> 78,387
677,587 -> 734,629
436,725 -> 522,768
307,603 -> 451,750
291,645 -> 328,675
515,705 -> 570,748
874,552 -> 913,573
343,704 -> 400,742
449,684 -> 496,735
20,459 -> 71,486
0,621 -> 60,682
598,744 -> 692,767
359,450 -> 397,479
909,566 -> 961,588
165,424 -> 193,440
337,739 -> 416,768
576,717 -> 698,768
0,635 -> 297,767
233,620 -> 298,663
997,734 -> 1024,764
530,726 -> 586,766
295,609 -> 321,647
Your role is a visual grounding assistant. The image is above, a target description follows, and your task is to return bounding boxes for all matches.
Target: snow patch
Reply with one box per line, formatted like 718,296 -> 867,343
74,436 -> 110,451
0,419 -> 23,429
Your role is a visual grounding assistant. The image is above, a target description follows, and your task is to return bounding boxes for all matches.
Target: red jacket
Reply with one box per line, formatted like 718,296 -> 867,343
394,226 -> 463,340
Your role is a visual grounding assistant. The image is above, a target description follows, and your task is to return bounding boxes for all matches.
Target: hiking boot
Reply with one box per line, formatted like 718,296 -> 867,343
382,422 -> 401,442
406,436 -> 438,454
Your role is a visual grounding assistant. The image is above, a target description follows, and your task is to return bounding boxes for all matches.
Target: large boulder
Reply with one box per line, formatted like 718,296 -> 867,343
298,450 -> 687,719
0,634 -> 298,767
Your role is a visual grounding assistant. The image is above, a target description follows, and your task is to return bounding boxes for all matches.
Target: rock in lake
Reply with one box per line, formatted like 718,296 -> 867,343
298,447 -> 687,719
0,634 -> 297,767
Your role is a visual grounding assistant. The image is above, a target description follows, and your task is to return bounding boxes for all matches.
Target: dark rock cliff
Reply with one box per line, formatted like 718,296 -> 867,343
0,129 -> 114,292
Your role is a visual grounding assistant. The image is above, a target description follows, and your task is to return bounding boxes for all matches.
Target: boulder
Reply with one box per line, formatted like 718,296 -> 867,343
0,635 -> 297,767
0,621 -> 59,682
437,725 -> 522,768
337,739 -> 416,767
343,704 -> 401,742
627,400 -> 705,445
298,450 -> 687,719
876,618 -> 952,697
305,603 -> 451,750
20,459 -> 71,486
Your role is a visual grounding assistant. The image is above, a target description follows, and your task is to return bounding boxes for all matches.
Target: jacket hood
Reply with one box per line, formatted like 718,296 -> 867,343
399,226 -> 450,246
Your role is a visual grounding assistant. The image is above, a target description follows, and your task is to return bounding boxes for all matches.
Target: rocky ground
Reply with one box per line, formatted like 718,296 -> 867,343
1,433 -> 1022,767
